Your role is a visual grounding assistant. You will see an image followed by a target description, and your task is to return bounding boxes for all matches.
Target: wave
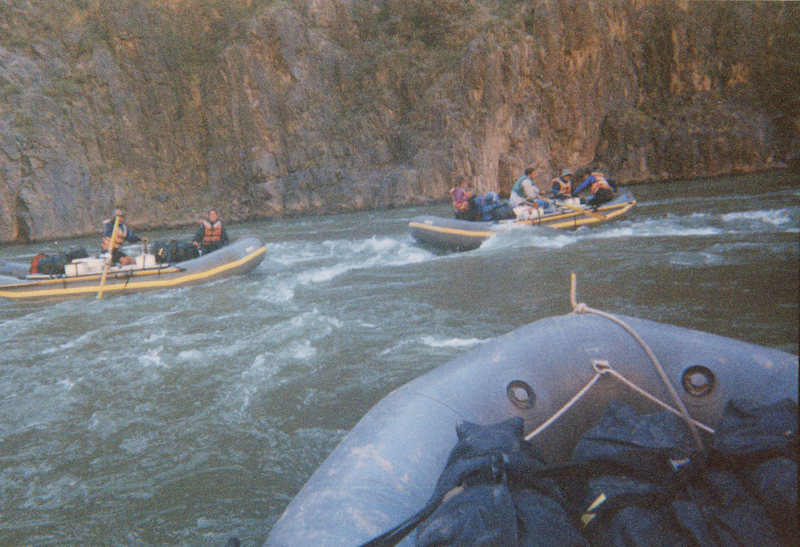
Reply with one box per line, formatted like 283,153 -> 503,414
589,207 -> 797,241
256,235 -> 429,301
638,187 -> 800,208
468,205 -> 799,256
720,208 -> 795,227
420,335 -> 486,348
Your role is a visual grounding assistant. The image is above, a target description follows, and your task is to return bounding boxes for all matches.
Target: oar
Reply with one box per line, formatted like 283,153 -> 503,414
540,195 -> 605,221
97,215 -> 120,300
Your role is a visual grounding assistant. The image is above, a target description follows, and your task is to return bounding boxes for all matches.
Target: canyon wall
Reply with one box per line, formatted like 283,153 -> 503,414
0,0 -> 796,242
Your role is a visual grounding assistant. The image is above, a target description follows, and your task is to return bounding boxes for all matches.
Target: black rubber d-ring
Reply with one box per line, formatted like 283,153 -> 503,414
507,380 -> 535,409
681,366 -> 716,397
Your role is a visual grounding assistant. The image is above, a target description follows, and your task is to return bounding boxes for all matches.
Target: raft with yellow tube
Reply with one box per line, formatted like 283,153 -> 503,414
409,189 -> 636,252
0,236 -> 266,302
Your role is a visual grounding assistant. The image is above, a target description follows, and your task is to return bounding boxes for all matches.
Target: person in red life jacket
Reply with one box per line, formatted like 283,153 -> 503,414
450,180 -> 475,220
192,208 -> 229,255
550,168 -> 573,200
101,208 -> 142,265
573,170 -> 616,209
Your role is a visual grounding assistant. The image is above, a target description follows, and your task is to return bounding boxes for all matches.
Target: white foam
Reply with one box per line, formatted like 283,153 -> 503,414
420,335 -> 485,348
287,339 -> 317,360
263,236 -> 429,297
137,346 -> 168,368
56,379 -> 76,390
720,208 -> 793,227
592,222 -> 722,239
120,434 -> 149,455
176,349 -> 204,362
41,331 -> 96,355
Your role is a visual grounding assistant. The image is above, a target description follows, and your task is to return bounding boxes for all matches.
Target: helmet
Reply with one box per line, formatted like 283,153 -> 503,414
561,169 -> 572,177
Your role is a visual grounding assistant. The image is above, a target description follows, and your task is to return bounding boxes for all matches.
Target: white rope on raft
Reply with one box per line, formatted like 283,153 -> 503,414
524,274 -> 712,450
524,359 -> 714,442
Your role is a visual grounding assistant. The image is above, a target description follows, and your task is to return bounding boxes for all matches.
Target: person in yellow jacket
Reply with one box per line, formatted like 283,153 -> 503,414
101,208 -> 142,265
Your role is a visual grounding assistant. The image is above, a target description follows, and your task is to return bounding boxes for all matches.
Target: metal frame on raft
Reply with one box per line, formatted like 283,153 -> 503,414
408,190 -> 637,252
0,236 -> 267,301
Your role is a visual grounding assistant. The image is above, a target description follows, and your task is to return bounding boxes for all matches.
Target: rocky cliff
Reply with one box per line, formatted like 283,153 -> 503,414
0,0 -> 797,242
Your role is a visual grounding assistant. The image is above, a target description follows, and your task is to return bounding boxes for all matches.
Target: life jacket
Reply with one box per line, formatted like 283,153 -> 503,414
590,173 -> 612,194
512,176 -> 535,199
30,253 -> 47,274
100,220 -> 129,251
452,188 -> 472,212
201,220 -> 223,245
552,177 -> 572,196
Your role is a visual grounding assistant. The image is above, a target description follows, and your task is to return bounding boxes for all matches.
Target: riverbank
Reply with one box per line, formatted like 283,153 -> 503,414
4,169 -> 796,246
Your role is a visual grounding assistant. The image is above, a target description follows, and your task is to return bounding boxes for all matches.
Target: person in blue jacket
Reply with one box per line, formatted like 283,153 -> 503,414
573,170 -> 616,208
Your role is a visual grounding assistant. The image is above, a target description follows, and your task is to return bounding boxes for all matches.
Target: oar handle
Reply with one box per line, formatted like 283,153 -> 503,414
97,216 -> 121,300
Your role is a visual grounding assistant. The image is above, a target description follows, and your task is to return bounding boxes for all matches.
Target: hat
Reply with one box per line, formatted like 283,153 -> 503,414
561,168 -> 572,177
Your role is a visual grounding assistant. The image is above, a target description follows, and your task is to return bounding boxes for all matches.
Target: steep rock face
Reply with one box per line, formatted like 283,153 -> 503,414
0,0 -> 796,242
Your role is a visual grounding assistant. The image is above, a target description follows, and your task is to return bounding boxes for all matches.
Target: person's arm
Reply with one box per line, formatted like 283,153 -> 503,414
573,175 -> 594,195
522,179 -> 539,198
125,227 -> 141,243
220,225 -> 229,246
192,225 -> 204,246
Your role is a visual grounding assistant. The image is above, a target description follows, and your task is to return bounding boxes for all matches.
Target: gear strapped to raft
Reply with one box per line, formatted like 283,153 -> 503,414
362,399 -> 798,547
150,240 -> 199,264
360,275 -> 798,546
29,248 -> 89,275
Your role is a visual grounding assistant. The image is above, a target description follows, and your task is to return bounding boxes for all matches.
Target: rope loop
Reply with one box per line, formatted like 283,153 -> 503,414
524,357 -> 715,442
562,274 -> 706,451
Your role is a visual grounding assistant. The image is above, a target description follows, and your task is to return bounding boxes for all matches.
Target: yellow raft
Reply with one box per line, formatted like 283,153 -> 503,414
409,190 -> 636,252
0,236 -> 266,301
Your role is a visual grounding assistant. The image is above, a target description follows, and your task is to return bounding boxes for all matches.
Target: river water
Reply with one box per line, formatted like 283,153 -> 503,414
0,172 -> 797,545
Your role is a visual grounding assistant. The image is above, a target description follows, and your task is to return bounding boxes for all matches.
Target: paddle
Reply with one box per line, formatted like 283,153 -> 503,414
540,195 -> 605,221
97,215 -> 120,300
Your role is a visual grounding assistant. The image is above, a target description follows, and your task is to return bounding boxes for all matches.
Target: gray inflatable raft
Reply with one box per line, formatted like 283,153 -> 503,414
266,312 -> 798,546
0,236 -> 266,301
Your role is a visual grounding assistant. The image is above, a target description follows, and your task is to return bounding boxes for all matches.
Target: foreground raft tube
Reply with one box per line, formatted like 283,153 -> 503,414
265,312 -> 798,546
409,189 -> 636,252
0,236 -> 266,301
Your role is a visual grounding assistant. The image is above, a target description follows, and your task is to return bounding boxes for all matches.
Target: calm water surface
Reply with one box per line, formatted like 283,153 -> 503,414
0,172 -> 798,545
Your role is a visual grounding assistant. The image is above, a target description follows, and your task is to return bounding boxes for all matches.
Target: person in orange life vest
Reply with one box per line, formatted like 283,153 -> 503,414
450,180 -> 475,220
101,208 -> 142,265
550,168 -> 573,200
192,208 -> 229,255
573,170 -> 615,209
